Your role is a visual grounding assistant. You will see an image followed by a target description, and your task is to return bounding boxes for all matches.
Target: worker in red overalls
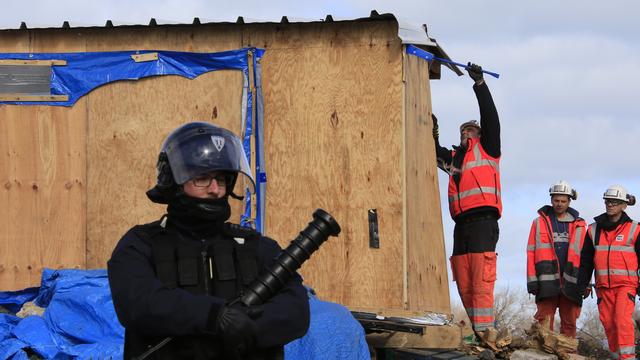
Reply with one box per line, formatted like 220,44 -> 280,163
578,185 -> 639,359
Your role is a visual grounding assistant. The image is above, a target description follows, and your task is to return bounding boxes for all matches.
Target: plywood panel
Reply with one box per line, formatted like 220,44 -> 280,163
0,30 -> 87,290
404,53 -> 450,313
80,26 -> 245,267
245,21 -> 406,308
0,104 -> 86,290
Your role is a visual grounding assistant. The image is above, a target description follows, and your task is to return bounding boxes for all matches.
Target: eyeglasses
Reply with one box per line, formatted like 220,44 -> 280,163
191,173 -> 229,188
604,199 -> 625,206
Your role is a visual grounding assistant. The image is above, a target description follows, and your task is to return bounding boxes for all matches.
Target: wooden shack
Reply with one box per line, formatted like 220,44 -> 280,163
0,12 -> 451,315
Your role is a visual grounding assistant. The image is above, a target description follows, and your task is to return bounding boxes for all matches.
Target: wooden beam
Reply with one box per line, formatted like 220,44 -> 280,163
366,324 -> 462,349
131,52 -> 158,62
0,59 -> 66,66
0,94 -> 69,101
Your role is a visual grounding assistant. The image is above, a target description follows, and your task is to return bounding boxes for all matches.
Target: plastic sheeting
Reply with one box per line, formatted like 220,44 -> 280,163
0,270 -> 368,359
284,289 -> 370,360
0,269 -> 123,359
0,48 -> 263,106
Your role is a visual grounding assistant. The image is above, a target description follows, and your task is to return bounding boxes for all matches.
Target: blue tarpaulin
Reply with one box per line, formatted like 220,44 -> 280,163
0,48 -> 263,106
0,47 -> 268,230
0,269 -> 368,359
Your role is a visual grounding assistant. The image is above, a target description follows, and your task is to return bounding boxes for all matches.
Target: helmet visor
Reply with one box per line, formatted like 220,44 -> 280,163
164,126 -> 255,193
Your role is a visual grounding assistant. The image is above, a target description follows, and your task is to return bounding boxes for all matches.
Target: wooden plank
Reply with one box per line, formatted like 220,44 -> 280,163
403,50 -> 450,313
244,20 -> 406,308
131,53 -> 158,62
0,59 -> 66,66
84,25 -> 245,268
0,29 -> 87,290
0,104 -> 86,290
0,95 -> 68,102
366,324 -> 462,349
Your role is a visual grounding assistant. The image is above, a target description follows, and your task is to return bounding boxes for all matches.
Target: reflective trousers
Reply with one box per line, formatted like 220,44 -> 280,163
534,294 -> 581,338
450,217 -> 499,332
596,286 -> 636,360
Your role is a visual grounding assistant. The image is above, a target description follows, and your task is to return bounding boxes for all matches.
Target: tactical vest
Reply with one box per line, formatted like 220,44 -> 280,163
590,220 -> 640,289
151,222 -> 260,299
125,220 -> 266,360
448,137 -> 502,218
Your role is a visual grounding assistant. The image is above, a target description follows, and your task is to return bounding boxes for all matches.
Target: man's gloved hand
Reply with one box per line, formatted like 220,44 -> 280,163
467,62 -> 484,83
432,114 -> 439,140
215,304 -> 263,359
583,286 -> 592,299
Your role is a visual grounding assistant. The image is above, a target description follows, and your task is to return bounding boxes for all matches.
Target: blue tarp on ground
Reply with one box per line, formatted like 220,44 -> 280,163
0,269 -> 368,359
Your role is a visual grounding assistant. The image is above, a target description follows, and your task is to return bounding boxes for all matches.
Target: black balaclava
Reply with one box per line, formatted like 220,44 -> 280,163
167,191 -> 231,235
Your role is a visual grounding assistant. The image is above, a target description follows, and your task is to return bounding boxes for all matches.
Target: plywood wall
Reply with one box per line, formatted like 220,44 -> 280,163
243,21 -> 406,308
403,53 -> 450,313
0,30 -> 87,290
0,20 -> 450,313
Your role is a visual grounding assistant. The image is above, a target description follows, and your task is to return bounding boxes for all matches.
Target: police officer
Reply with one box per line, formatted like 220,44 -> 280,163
107,122 -> 309,359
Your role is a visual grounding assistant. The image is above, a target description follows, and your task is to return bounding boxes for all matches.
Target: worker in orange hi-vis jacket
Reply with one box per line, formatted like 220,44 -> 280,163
578,185 -> 640,359
526,181 -> 587,338
432,62 -> 500,341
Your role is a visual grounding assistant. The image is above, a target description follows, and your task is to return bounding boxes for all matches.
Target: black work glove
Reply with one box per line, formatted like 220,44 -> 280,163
432,114 -> 439,140
467,62 -> 484,83
215,304 -> 263,359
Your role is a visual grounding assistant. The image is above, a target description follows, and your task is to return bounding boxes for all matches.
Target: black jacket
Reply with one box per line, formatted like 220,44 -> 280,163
107,219 -> 310,359
577,211 -> 640,293
435,81 -> 501,221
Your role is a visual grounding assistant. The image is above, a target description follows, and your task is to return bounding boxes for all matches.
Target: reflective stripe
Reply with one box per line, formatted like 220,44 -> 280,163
527,245 -> 535,251
553,232 -> 569,243
563,272 -> 578,284
466,307 -> 494,317
536,243 -> 552,249
620,346 -> 635,355
590,224 -> 597,245
626,221 -> 638,246
572,226 -> 584,254
448,187 -> 501,202
473,322 -> 494,331
595,269 -> 639,277
527,276 -> 538,282
538,273 -> 560,281
595,245 -> 635,252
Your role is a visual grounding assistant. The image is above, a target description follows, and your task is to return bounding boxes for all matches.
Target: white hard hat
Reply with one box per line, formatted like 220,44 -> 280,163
549,180 -> 577,200
603,184 -> 636,205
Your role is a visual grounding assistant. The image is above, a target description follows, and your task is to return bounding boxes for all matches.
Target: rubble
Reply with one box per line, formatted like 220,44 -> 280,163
16,301 -> 45,318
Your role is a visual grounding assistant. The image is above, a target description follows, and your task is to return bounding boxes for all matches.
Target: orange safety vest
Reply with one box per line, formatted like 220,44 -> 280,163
589,220 -> 640,288
526,211 -> 586,301
447,138 -> 502,218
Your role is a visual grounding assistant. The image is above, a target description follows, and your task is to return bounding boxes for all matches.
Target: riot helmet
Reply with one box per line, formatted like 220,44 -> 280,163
148,122 -> 255,204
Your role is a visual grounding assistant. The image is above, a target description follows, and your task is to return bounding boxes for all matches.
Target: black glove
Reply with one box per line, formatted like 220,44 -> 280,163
432,114 -> 439,140
215,304 -> 263,359
467,62 -> 484,83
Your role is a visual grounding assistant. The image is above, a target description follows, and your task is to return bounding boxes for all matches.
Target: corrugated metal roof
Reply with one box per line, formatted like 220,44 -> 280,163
1,10 -> 463,75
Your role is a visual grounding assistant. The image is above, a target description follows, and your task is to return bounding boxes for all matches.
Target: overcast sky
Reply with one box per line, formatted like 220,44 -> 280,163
2,1 -> 639,307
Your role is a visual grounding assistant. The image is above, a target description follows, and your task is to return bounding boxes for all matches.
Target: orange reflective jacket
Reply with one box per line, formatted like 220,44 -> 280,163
447,138 -> 502,218
589,220 -> 640,288
526,209 -> 586,302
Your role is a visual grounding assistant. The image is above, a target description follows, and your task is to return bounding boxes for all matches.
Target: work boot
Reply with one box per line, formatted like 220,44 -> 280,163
477,327 -> 499,351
